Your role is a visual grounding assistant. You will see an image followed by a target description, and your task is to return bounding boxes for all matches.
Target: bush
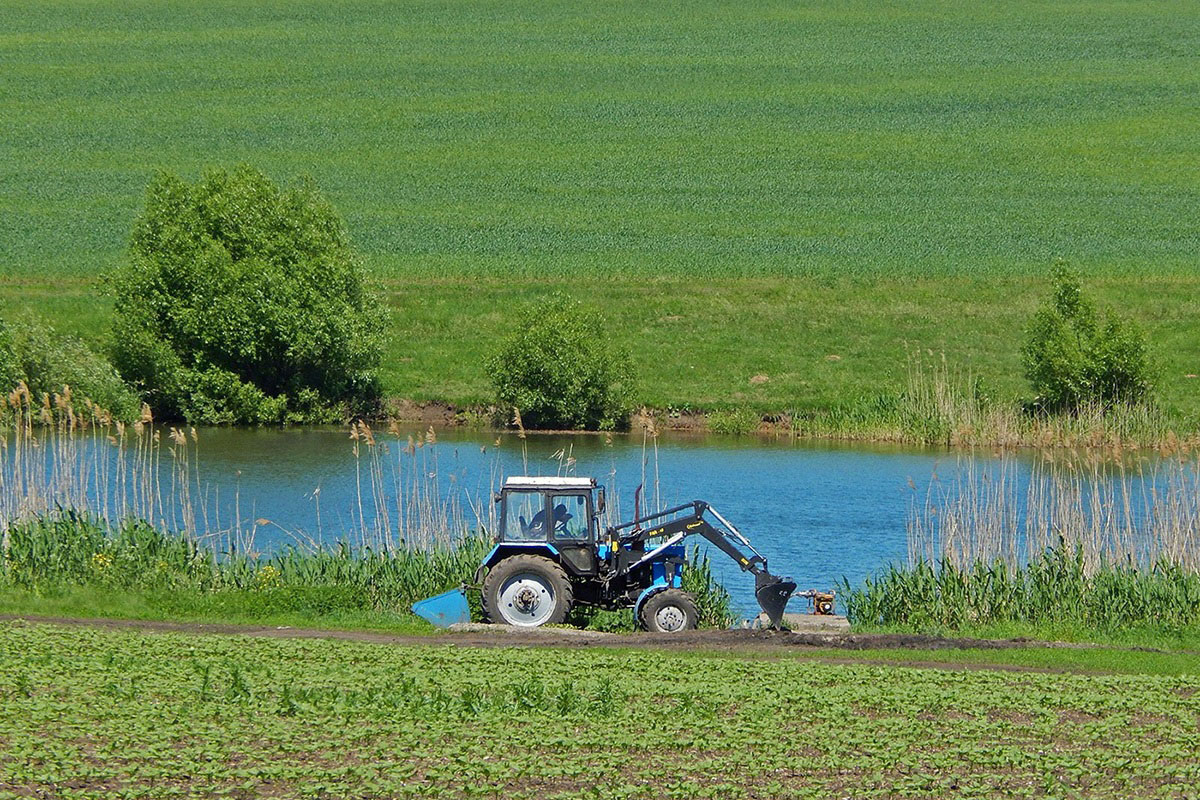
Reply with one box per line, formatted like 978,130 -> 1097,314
1022,266 -> 1153,413
0,314 -> 140,419
109,166 -> 387,424
487,295 -> 633,430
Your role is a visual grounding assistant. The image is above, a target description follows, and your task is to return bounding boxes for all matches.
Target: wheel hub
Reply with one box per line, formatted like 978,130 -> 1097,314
655,605 -> 686,632
513,586 -> 540,613
497,572 -> 556,626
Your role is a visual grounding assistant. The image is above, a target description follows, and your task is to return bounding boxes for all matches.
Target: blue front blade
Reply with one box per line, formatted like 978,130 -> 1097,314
411,588 -> 470,628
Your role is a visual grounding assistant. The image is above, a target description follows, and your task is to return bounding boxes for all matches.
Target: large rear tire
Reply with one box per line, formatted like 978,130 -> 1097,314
638,589 -> 699,633
482,555 -> 573,627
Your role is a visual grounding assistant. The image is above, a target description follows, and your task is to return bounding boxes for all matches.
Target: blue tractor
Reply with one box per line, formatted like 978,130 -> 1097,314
416,476 -> 803,631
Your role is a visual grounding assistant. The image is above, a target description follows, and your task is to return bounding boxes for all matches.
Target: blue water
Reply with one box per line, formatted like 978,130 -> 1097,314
23,424 -> 1114,617
164,427 -> 996,617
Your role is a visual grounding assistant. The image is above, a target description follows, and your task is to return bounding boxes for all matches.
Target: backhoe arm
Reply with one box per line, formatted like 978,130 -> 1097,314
607,501 -> 797,627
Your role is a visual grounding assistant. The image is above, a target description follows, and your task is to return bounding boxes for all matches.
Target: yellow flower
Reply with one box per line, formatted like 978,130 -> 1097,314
254,565 -> 281,589
91,552 -> 114,571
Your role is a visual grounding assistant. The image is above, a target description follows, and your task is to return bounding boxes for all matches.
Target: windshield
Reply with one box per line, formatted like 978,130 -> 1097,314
503,491 -> 548,541
550,493 -> 589,541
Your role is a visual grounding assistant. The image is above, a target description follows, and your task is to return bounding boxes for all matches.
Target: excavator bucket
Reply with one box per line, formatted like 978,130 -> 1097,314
755,571 -> 798,629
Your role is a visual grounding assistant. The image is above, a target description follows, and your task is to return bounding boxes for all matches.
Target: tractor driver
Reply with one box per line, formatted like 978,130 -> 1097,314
521,503 -> 571,538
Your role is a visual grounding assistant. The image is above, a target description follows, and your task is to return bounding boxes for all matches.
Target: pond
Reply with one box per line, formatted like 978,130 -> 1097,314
12,423 -> 1189,618
165,427 -> 1000,618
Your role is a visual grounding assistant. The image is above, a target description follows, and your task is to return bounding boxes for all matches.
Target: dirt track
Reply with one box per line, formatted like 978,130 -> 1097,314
1,613 -> 1148,674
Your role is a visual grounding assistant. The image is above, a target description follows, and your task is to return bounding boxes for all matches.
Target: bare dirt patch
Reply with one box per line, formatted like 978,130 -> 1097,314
0,613 -> 1147,677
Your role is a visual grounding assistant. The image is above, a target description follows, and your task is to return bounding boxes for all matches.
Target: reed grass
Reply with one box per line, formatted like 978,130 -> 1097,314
784,354 -> 1187,450
0,387 -> 732,626
0,387 -> 497,617
2,512 -> 492,614
843,453 -> 1200,633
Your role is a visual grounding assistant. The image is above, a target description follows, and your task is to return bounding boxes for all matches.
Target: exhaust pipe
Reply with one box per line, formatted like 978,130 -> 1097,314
754,570 -> 797,629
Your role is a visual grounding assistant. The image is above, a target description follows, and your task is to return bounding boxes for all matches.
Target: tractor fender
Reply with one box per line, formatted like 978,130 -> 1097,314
633,558 -> 684,620
480,542 -> 561,571
633,581 -> 674,622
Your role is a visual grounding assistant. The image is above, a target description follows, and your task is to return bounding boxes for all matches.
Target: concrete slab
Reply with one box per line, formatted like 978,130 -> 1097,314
746,613 -> 851,633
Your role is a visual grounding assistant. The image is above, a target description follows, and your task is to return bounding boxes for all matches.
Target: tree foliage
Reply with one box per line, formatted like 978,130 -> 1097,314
0,314 -> 140,419
1022,267 -> 1153,413
110,166 -> 386,424
488,296 -> 632,431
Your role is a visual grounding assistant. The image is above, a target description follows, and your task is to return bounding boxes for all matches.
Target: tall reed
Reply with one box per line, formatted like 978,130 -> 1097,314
786,353 -> 1186,449
844,453 -> 1200,630
0,385 -> 496,612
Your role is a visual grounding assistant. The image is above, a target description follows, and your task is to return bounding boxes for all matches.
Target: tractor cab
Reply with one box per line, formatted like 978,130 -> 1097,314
494,476 -> 603,576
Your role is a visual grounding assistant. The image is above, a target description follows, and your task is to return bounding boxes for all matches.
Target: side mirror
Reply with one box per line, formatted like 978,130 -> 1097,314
493,492 -> 502,504
595,487 -> 606,515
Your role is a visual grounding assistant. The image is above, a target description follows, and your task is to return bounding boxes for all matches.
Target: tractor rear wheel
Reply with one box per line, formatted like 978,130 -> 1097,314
638,589 -> 699,633
482,555 -> 573,627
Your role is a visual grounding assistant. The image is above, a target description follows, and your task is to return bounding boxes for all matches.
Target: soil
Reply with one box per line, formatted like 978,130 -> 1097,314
0,614 -> 1147,673
385,399 -> 736,435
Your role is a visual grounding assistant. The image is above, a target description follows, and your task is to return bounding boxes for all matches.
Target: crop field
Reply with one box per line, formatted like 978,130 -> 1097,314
3,622 -> 1200,799
2,0 -> 1198,415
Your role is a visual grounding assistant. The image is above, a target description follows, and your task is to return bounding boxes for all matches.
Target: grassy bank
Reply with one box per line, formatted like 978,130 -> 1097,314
0,512 -> 733,633
0,586 -> 435,634
0,513 -> 488,627
3,0 -> 1199,433
3,621 -> 1199,798
7,274 -> 1200,441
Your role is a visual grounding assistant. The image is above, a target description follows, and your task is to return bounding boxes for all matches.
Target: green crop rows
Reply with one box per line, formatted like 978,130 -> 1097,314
2,622 -> 1199,799
3,0 -> 1196,280
2,0 -> 1198,416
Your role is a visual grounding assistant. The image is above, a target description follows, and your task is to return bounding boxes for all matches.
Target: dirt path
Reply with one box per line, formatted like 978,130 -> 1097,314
2,613 -> 1167,674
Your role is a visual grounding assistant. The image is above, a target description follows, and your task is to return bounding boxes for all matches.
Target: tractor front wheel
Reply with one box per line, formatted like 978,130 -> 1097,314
638,589 -> 699,633
482,555 -> 573,627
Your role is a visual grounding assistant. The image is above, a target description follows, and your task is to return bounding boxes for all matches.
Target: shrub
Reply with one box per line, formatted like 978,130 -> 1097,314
0,314 -> 139,419
487,295 -> 633,430
109,166 -> 387,424
1022,266 -> 1153,413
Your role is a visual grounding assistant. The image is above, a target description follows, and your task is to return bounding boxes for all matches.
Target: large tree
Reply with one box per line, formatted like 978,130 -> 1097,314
111,166 -> 386,424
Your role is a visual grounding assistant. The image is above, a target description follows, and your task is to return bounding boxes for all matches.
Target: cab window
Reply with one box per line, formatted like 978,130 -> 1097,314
549,493 -> 590,541
503,491 -> 549,541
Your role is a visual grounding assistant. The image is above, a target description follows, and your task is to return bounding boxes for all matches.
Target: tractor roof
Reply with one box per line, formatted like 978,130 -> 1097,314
503,476 -> 596,490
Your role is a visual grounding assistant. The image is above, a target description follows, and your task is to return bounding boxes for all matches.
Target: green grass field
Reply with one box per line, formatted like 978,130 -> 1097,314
3,621 -> 1199,798
2,0 -> 1198,417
